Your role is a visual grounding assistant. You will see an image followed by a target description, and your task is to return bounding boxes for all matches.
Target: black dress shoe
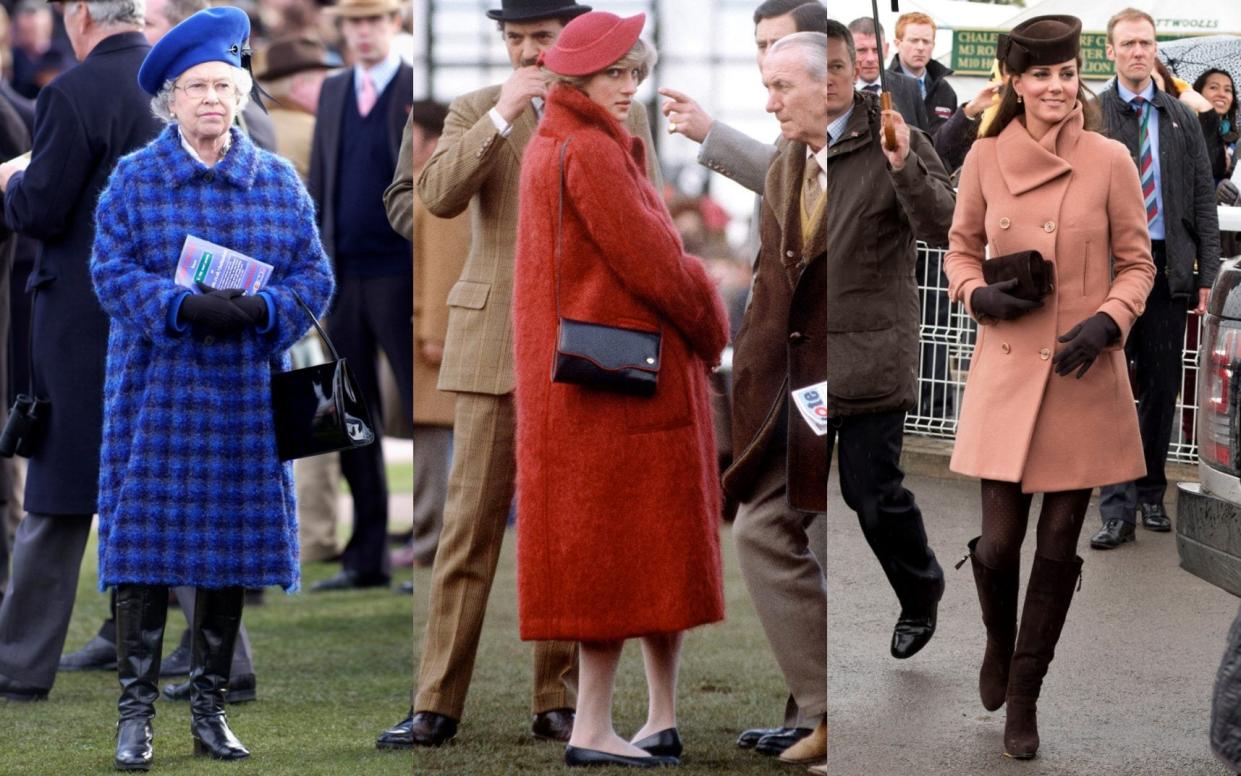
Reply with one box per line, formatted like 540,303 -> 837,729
58,633 -> 117,671
1140,503 -> 1172,532
532,708 -> 575,741
564,746 -> 678,767
736,726 -> 783,749
0,673 -> 49,701
633,728 -> 682,758
163,673 -> 256,704
376,710 -> 414,750
409,711 -> 458,746
160,638 -> 191,677
1090,519 -> 1135,549
309,569 -> 391,592
891,602 -> 938,659
753,727 -> 812,756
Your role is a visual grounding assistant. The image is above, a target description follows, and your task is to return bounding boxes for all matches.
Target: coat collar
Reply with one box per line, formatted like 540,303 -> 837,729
149,125 -> 260,189
994,101 -> 1083,196
539,83 -> 645,163
88,30 -> 150,60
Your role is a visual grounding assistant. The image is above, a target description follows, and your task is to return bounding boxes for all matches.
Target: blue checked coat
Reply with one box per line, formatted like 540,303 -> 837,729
91,125 -> 334,591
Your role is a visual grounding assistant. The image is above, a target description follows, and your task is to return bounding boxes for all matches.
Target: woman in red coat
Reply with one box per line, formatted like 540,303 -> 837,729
513,11 -> 729,769
944,16 -> 1154,760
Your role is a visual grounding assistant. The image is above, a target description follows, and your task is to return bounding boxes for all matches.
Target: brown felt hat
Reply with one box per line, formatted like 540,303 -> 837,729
996,15 -> 1082,73
254,36 -> 332,80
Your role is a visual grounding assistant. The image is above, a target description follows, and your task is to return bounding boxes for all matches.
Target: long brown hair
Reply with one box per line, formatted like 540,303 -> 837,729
979,56 -> 1102,139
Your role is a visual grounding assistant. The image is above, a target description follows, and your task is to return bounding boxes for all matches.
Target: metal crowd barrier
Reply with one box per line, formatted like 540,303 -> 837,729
908,242 -> 1202,464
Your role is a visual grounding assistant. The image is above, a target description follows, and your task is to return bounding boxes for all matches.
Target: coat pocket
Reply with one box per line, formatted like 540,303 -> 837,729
827,327 -> 902,401
446,280 -> 490,310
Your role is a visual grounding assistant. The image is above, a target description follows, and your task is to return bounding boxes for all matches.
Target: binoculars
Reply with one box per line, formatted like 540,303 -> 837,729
0,394 -> 48,458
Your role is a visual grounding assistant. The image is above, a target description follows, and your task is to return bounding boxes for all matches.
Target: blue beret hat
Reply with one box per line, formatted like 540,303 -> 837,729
138,6 -> 251,95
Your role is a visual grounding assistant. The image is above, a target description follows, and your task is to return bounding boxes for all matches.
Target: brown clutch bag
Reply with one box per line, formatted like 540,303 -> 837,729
981,250 -> 1054,302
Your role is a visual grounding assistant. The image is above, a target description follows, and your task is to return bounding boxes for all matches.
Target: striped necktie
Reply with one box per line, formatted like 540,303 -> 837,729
863,83 -> 880,94
803,155 -> 822,212
1131,96 -> 1158,225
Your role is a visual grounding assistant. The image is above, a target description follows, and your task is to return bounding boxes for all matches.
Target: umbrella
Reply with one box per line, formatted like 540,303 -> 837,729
1159,35 -> 1241,86
870,0 -> 899,149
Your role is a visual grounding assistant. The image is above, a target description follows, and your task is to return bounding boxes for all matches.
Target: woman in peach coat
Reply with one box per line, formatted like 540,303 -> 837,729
943,15 -> 1155,760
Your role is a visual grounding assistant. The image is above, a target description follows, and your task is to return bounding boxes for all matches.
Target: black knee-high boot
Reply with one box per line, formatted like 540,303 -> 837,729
188,587 -> 249,760
115,584 -> 169,771
1004,554 -> 1083,759
963,537 -> 1020,711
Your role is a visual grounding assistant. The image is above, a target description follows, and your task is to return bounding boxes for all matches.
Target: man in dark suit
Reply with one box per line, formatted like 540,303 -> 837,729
846,17 -> 927,131
308,0 -> 413,591
0,0 -> 160,700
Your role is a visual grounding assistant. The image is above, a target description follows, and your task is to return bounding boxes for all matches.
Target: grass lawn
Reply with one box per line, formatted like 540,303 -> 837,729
0,478 -> 800,774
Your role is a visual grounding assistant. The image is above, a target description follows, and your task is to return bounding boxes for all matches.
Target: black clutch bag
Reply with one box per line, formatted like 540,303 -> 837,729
271,292 -> 376,461
982,250 -> 1054,301
549,137 -> 662,397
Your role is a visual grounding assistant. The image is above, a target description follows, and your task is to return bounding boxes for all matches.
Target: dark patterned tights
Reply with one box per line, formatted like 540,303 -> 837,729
976,479 -> 1092,568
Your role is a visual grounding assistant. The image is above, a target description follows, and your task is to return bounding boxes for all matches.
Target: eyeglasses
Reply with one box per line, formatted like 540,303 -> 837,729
174,80 -> 237,100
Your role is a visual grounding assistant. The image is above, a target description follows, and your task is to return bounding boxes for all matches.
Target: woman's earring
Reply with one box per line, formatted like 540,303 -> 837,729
1017,94 -> 1023,104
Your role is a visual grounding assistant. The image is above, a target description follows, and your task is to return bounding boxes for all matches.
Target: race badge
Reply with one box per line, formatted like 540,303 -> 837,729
792,382 -> 828,436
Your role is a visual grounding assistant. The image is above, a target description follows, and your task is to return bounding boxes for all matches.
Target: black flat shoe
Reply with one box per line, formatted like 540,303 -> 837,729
633,728 -> 682,758
376,710 -> 414,750
309,569 -> 391,592
891,603 -> 938,659
1089,519 -> 1135,549
1139,503 -> 1172,532
753,727 -> 812,756
0,673 -> 49,701
532,708 -> 575,742
159,638 -> 191,677
564,746 -> 678,768
163,673 -> 256,704
59,633 -> 118,672
409,711 -> 458,746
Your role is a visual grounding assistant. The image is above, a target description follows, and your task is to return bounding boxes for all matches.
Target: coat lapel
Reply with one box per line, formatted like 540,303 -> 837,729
995,104 -> 1083,196
507,104 -> 539,161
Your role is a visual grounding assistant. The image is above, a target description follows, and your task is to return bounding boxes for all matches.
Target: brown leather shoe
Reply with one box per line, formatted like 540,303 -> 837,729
778,717 -> 826,764
409,711 -> 458,746
531,708 -> 574,742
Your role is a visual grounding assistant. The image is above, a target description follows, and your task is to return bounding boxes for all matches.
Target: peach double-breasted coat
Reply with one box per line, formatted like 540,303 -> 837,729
944,104 -> 1156,493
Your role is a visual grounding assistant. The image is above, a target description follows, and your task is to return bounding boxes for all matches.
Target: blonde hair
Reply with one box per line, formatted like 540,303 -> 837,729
543,37 -> 657,90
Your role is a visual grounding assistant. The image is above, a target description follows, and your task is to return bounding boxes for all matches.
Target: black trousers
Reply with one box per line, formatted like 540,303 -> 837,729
1099,242 -> 1186,522
827,410 -> 943,613
328,273 -> 414,580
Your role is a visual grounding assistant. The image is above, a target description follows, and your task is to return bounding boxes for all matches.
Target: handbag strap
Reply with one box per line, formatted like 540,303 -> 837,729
289,290 -> 341,362
553,136 -> 572,321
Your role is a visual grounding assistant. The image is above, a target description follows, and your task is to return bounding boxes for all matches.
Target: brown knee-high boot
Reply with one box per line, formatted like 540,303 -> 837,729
1004,554 -> 1083,759
962,537 -> 1019,711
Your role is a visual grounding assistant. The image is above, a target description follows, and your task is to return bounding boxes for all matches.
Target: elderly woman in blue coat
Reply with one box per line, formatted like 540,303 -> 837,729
88,8 -> 333,771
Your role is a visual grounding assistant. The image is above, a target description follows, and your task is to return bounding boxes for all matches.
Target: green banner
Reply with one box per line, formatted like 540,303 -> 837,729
951,29 -> 1189,78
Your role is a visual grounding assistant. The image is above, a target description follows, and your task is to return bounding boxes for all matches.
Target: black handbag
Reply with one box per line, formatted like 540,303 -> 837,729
271,292 -> 376,460
982,249 -> 1055,302
549,138 -> 662,397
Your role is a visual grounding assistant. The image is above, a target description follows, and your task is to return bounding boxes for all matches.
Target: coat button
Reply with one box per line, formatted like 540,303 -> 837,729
1043,220 -> 1056,233
789,331 -> 805,344
1039,347 -> 1050,360
999,217 -> 1011,229
1001,342 -> 1011,354
202,171 -> 214,182
786,250 -> 796,258
203,335 -> 215,345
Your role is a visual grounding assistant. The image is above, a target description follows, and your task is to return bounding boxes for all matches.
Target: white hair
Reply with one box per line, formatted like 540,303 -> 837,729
150,64 -> 252,123
80,0 -> 145,26
769,31 -> 827,81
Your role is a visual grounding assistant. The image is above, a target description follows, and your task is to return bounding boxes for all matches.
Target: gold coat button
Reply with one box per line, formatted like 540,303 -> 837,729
1001,342 -> 1011,354
1039,347 -> 1051,360
999,217 -> 1011,229
1044,221 -> 1056,233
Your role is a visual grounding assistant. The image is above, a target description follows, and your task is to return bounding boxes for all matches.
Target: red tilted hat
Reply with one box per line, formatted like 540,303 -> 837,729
541,11 -> 645,76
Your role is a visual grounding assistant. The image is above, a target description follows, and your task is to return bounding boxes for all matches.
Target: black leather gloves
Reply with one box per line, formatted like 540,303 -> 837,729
231,295 -> 268,329
970,277 -> 1043,320
177,284 -> 266,337
1053,313 -> 1120,378
1218,180 -> 1240,207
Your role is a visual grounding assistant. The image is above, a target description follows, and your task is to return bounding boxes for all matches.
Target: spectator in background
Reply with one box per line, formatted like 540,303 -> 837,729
1193,68 -> 1238,183
933,56 -> 1004,176
846,17 -> 927,130
888,11 -> 957,133
307,0 -> 413,592
11,0 -> 75,99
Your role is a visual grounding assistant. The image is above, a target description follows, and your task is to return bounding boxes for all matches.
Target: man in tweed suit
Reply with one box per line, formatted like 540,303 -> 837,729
409,0 -> 662,746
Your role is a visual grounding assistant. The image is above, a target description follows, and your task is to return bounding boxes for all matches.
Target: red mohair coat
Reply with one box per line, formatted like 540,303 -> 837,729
513,84 -> 729,641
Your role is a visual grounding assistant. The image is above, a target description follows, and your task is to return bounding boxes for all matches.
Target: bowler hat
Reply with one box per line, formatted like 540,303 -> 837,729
996,15 -> 1082,73
541,11 -> 644,77
254,36 -> 332,80
324,0 -> 401,17
138,6 -> 250,95
486,0 -> 591,23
